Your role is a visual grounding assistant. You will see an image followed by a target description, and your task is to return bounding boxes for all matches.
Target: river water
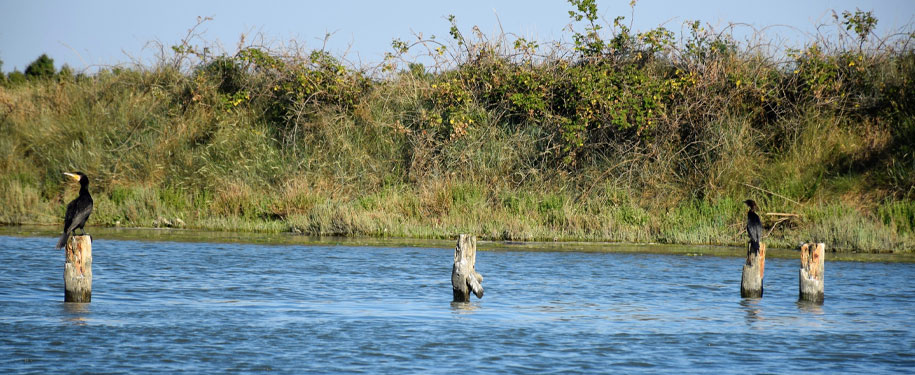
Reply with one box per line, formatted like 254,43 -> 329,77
0,232 -> 912,374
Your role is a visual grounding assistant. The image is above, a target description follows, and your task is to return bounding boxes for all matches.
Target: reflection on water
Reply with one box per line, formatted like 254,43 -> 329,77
739,298 -> 764,324
796,300 -> 825,314
0,234 -> 913,374
450,301 -> 480,314
61,302 -> 90,325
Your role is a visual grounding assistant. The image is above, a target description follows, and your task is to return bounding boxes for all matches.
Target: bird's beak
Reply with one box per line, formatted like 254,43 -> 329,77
63,172 -> 80,182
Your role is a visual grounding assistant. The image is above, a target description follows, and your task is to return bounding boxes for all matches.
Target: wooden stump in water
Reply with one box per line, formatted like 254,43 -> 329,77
64,235 -> 92,302
799,243 -> 825,303
452,234 -> 483,302
740,242 -> 766,298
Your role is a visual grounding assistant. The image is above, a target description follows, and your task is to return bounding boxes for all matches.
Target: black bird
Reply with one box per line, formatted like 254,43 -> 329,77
744,199 -> 762,254
56,172 -> 93,249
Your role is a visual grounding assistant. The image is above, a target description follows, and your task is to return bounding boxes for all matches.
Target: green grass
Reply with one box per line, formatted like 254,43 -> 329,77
1,72 -> 912,251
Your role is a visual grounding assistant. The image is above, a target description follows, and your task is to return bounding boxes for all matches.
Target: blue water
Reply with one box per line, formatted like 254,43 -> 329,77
0,234 -> 913,374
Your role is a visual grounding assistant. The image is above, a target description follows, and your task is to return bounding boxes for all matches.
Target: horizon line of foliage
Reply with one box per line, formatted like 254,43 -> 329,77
1,1 -> 913,249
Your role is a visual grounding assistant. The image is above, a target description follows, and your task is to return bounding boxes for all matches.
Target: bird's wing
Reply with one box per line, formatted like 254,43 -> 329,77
63,199 -> 78,231
66,200 -> 93,233
747,212 -> 762,243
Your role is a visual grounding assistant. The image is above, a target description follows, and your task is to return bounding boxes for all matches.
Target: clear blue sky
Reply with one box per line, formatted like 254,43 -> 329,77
1,0 -> 912,73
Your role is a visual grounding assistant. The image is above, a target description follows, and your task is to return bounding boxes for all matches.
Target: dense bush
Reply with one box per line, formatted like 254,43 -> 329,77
24,54 -> 55,80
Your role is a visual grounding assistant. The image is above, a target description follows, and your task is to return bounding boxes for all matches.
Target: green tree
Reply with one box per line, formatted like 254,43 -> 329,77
58,64 -> 74,82
25,54 -> 55,80
7,70 -> 26,85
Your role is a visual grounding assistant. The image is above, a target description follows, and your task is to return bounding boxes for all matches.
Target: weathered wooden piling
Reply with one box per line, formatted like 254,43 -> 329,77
452,234 -> 483,302
64,235 -> 92,302
799,242 -> 825,303
740,242 -> 766,298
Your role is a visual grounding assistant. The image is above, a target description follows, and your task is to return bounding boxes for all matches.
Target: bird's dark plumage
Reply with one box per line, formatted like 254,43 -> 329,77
744,199 -> 762,254
56,172 -> 93,249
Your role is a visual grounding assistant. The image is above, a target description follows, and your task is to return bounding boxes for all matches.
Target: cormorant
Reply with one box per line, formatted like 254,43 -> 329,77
744,199 -> 762,254
56,172 -> 93,249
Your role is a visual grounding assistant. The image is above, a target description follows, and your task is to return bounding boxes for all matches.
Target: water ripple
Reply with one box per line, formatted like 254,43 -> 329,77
1,235 -> 913,374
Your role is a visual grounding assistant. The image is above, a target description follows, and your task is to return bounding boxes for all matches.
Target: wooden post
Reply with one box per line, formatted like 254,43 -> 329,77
452,234 -> 483,302
740,242 -> 766,298
64,235 -> 92,302
799,242 -> 825,303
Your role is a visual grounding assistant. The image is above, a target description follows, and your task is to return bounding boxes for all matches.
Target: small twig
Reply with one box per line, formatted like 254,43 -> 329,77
765,212 -> 800,217
765,217 -> 791,239
741,182 -> 801,206
733,226 -> 747,240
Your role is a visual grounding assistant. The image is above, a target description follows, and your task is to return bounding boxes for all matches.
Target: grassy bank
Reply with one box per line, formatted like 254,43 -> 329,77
1,2 -> 913,251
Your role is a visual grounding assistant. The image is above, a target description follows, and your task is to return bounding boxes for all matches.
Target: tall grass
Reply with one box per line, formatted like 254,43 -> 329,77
0,2 -> 913,251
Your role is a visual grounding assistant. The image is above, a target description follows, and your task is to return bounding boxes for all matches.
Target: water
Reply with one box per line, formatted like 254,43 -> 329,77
0,234 -> 913,374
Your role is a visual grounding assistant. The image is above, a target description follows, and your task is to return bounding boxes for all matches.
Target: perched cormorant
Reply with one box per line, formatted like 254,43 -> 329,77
56,172 -> 93,249
744,199 -> 762,254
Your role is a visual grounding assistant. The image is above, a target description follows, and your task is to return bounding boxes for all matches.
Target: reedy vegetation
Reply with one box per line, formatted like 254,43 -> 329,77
1,2 -> 913,251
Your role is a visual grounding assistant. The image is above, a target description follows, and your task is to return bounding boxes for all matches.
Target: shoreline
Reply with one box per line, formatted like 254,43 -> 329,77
5,224 -> 913,263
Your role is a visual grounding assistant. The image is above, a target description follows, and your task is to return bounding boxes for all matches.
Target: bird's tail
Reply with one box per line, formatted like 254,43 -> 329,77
750,240 -> 760,254
56,232 -> 69,249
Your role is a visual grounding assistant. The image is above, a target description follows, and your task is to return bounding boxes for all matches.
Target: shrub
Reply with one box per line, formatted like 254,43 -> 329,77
24,54 -> 55,80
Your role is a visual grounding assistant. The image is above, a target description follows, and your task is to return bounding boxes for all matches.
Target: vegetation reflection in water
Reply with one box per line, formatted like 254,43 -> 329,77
2,225 -> 912,263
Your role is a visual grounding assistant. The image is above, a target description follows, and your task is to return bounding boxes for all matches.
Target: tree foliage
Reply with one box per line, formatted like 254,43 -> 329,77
24,54 -> 55,80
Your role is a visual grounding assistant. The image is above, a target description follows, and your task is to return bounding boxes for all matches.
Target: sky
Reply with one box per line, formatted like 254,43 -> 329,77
1,0 -> 913,73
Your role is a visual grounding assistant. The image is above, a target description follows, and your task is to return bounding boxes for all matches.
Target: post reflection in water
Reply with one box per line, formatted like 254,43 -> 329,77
61,302 -> 90,325
796,300 -> 824,314
739,298 -> 764,325
450,301 -> 481,314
